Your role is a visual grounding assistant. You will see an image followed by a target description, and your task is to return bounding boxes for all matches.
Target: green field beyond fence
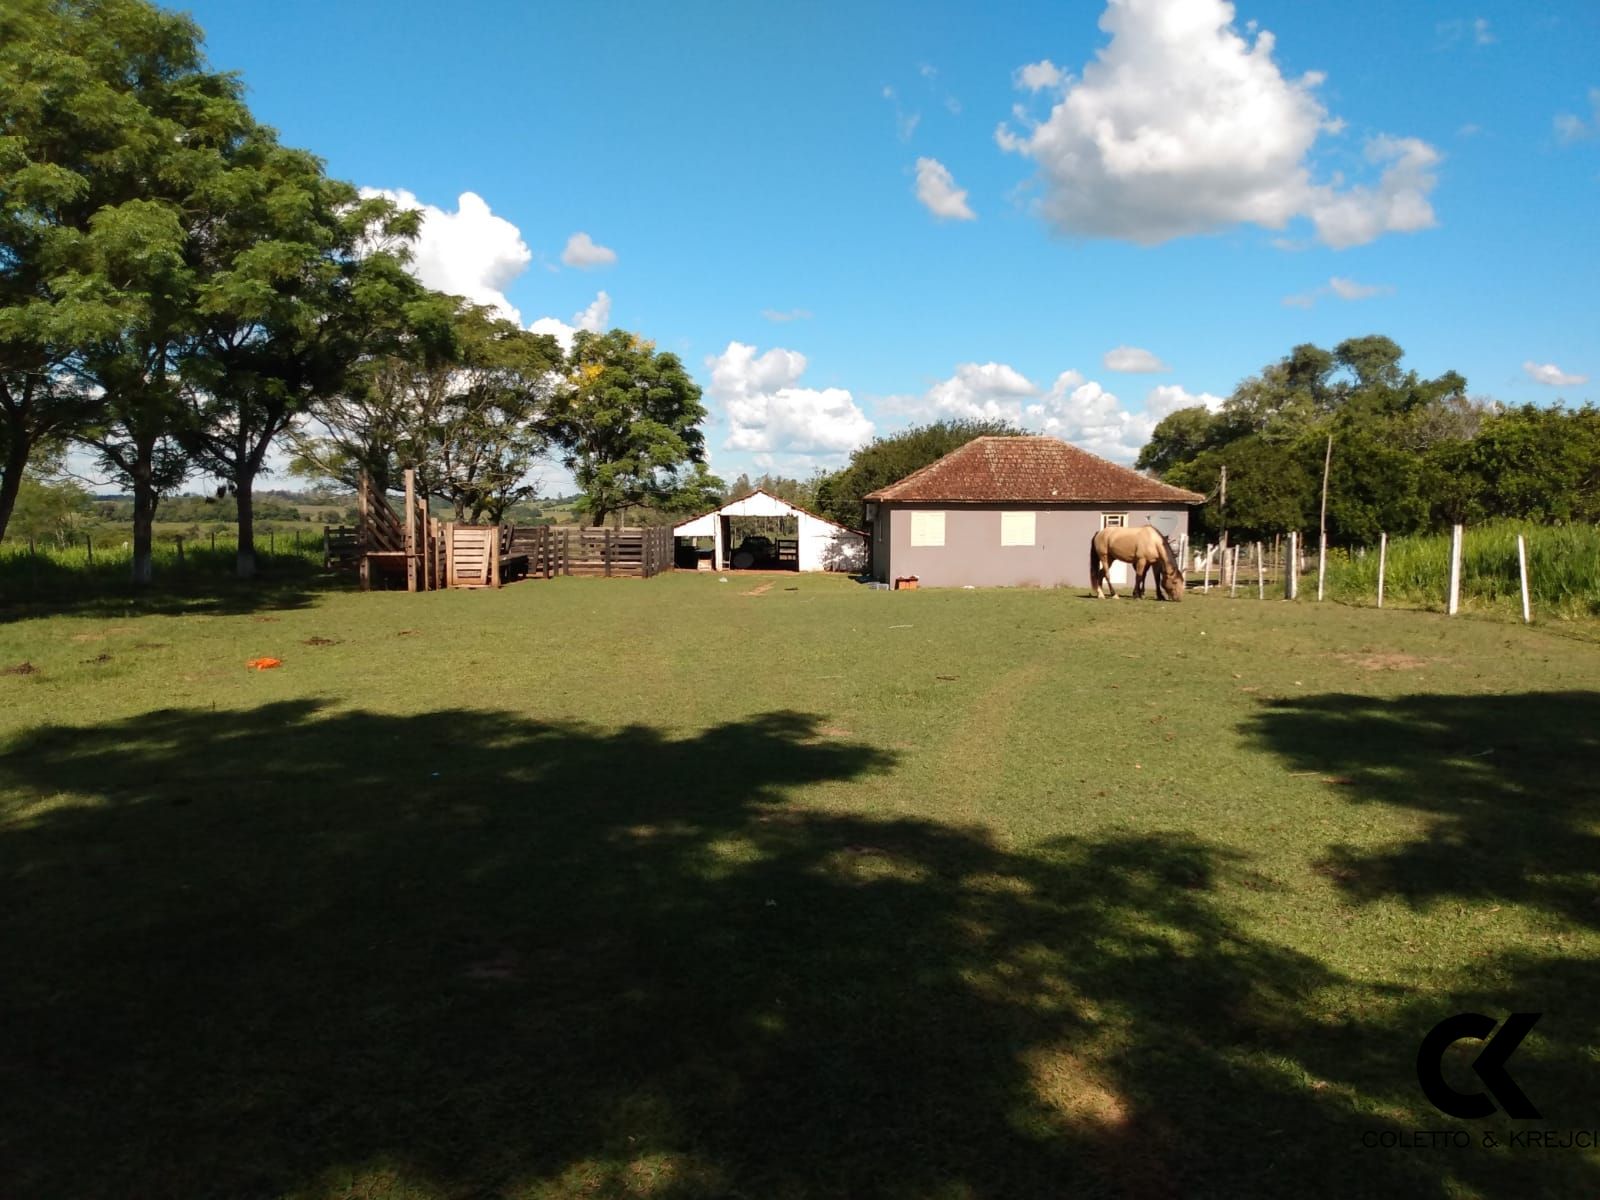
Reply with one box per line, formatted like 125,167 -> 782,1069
1321,522 -> 1600,620
0,532 -> 328,603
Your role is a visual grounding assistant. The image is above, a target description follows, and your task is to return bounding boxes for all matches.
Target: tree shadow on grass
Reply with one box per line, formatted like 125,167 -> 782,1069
1241,691 -> 1600,927
1,703 -> 1595,1198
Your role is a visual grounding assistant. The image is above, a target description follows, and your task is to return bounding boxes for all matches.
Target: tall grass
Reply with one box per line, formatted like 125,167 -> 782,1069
0,530 -> 327,604
1322,521 -> 1600,620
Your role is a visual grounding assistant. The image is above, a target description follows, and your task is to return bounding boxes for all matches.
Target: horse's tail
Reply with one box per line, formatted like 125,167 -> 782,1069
1088,532 -> 1103,590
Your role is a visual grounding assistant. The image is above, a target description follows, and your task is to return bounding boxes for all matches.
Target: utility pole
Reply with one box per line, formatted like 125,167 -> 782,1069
1317,434 -> 1332,601
1218,463 -> 1228,587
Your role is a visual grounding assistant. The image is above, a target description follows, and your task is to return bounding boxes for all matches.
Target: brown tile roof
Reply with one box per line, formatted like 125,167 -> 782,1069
863,436 -> 1204,505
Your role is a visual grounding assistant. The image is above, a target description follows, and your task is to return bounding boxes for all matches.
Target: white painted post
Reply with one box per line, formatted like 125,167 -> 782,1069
1517,533 -> 1531,624
1317,531 -> 1327,601
1256,542 -> 1264,599
1203,544 -> 1212,592
1377,532 -> 1387,609
1447,523 -> 1463,615
1285,532 -> 1298,600
1230,545 -> 1240,597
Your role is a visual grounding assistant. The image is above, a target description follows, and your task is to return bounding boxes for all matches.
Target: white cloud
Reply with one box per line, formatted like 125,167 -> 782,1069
528,291 -> 611,351
1438,17 -> 1496,48
1328,276 -> 1387,300
1103,345 -> 1169,373
360,187 -> 531,322
1283,275 -> 1393,308
1554,88 -> 1600,144
1145,383 -> 1225,418
914,157 -> 976,220
561,231 -> 617,269
883,85 -> 921,141
1305,135 -> 1440,249
884,361 -> 1222,463
1522,361 -> 1588,387
1016,59 -> 1066,92
706,342 -> 875,463
997,0 -> 1440,248
761,308 -> 813,322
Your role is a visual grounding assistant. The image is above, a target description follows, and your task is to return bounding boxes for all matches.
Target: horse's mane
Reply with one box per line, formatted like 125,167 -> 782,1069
1150,525 -> 1180,570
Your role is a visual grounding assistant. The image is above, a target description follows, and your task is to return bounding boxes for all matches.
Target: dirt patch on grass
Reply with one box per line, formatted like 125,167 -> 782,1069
304,636 -> 340,647
741,582 -> 774,596
133,642 -> 169,650
3,661 -> 38,676
1334,651 -> 1431,671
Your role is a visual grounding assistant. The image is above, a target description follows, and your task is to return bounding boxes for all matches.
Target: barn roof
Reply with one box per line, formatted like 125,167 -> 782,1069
863,436 -> 1204,506
672,487 -> 865,536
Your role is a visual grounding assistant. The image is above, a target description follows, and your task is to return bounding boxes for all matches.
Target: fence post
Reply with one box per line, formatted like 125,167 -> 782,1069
1202,544 -> 1212,592
1256,542 -> 1264,600
1284,532 -> 1298,600
604,527 -> 613,577
1317,531 -> 1327,601
1517,533 -> 1531,624
1447,523 -> 1463,615
1229,545 -> 1240,597
176,536 -> 184,567
1377,532 -> 1387,609
211,530 -> 216,552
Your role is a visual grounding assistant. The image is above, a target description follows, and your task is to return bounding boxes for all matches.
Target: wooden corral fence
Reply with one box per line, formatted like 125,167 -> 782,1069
510,525 -> 674,578
324,472 -> 674,589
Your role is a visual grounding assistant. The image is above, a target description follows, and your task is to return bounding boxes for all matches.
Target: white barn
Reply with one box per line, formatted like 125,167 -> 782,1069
673,488 -> 869,573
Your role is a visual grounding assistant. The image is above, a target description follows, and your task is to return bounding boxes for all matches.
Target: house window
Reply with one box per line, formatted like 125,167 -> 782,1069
910,510 -> 945,547
1101,513 -> 1128,528
1000,511 -> 1036,546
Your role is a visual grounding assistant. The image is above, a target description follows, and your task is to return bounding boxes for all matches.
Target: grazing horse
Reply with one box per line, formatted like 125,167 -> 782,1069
1089,526 -> 1185,601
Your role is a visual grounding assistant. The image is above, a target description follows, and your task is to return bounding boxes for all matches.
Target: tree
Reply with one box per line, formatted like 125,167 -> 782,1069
552,330 -> 713,526
811,419 -> 1019,528
428,307 -> 562,523
287,279 -> 456,496
180,131 -> 411,577
6,471 -> 93,547
1136,406 -> 1220,476
1167,436 -> 1314,542
292,294 -> 560,523
1144,338 -> 1483,545
2,0 -> 256,582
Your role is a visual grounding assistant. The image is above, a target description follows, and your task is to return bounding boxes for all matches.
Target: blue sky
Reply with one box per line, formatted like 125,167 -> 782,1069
180,0 -> 1598,492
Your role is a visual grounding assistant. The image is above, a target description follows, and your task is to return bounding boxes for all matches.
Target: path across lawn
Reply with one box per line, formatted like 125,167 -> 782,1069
2,574 -> 1596,1198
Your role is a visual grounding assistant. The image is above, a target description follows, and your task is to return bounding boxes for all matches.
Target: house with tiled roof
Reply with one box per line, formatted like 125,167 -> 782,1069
862,435 -> 1204,589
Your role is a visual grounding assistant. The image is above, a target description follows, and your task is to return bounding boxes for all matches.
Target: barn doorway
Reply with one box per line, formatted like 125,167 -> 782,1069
725,513 -> 798,570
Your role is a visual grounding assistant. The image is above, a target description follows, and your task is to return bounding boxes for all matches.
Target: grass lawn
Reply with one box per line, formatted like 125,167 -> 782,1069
1,572 -> 1597,1198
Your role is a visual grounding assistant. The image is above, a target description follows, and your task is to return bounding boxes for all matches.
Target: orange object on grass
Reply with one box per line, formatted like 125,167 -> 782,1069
247,657 -> 282,670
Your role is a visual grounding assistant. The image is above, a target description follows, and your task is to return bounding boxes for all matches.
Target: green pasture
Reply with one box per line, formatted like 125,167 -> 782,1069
1,572 -> 1596,1198
1322,521 -> 1600,621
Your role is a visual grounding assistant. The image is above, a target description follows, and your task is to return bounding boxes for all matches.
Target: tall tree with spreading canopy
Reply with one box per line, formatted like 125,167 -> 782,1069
180,131 -> 413,577
291,294 -> 560,522
1,0 -> 254,581
552,329 -> 713,526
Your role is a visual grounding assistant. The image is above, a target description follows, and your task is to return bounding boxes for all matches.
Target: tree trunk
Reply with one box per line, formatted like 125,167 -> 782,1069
0,428 -> 30,544
130,444 -> 157,586
235,479 -> 257,579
